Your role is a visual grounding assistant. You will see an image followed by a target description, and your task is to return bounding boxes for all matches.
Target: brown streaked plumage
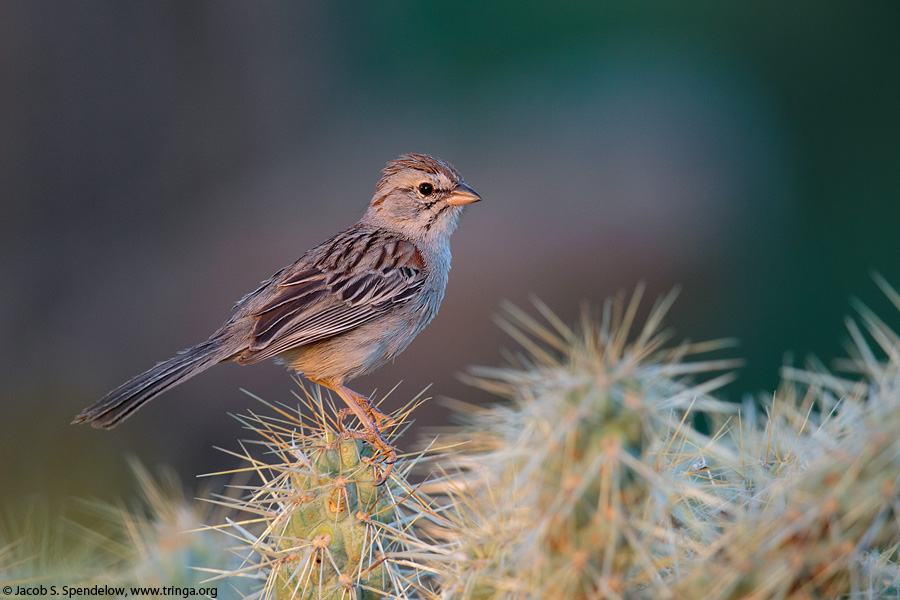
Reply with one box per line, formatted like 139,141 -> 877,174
73,153 -> 481,482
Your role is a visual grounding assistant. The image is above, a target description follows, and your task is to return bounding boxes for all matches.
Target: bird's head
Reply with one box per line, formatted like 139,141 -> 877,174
364,153 -> 481,243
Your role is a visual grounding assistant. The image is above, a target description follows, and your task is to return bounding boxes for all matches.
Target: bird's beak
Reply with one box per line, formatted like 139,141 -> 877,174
446,183 -> 482,206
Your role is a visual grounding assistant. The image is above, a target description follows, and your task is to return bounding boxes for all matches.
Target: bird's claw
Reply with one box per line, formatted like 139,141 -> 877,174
330,421 -> 396,485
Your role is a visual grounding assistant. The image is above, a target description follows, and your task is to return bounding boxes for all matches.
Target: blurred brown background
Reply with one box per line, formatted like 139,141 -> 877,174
2,1 -> 900,514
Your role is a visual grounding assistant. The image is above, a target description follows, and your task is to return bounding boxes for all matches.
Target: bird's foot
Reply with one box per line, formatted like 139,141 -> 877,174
330,425 -> 396,485
312,378 -> 398,485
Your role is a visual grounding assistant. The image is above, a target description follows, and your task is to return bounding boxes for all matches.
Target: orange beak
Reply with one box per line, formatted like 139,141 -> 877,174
446,183 -> 482,206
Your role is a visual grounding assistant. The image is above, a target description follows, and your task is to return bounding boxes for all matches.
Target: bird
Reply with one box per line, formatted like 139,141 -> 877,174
73,153 -> 481,481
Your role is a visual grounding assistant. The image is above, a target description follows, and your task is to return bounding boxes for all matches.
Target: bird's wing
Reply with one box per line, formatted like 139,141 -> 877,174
237,229 -> 426,364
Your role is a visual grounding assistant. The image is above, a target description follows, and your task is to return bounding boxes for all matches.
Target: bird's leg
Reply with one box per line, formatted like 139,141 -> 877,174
334,385 -> 398,477
338,387 -> 396,428
310,378 -> 397,484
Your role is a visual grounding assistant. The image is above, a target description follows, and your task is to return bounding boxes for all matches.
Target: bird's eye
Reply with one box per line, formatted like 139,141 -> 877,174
417,182 -> 434,197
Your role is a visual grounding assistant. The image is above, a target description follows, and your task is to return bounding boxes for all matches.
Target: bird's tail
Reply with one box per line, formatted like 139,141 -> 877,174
73,340 -> 231,429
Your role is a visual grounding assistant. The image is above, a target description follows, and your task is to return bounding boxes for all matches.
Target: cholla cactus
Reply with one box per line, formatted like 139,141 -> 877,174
0,463 -> 246,599
428,287 -> 740,599
120,461 -> 246,594
670,275 -> 900,599
210,386 -> 450,600
270,435 -> 393,597
427,282 -> 900,599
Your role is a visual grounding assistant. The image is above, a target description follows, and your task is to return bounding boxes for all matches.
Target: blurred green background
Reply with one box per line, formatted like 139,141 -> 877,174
2,1 -> 899,516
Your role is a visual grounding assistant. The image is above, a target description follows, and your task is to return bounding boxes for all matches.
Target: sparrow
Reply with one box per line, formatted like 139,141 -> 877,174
73,153 -> 481,482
